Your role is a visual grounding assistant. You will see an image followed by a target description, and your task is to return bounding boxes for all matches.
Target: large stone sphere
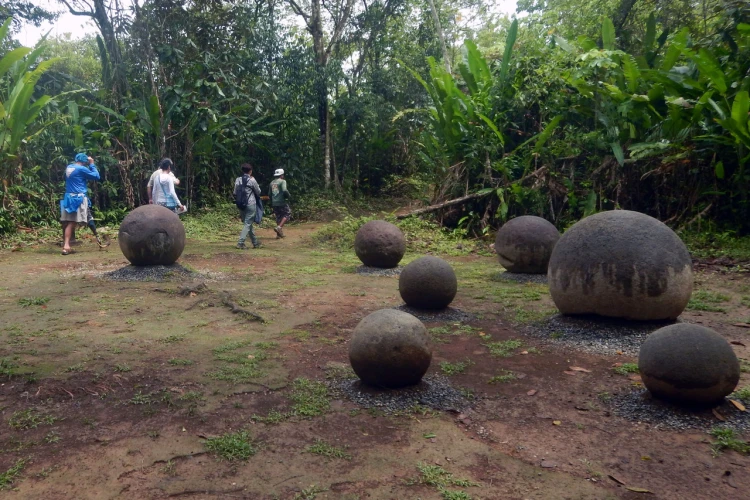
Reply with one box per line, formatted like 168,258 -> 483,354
349,309 -> 432,388
354,220 -> 406,268
548,210 -> 692,320
495,216 -> 560,273
118,205 -> 186,266
399,256 -> 457,309
639,324 -> 740,405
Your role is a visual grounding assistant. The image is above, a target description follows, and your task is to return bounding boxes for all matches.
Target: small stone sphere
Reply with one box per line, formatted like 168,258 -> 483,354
494,216 -> 560,273
639,324 -> 740,405
349,309 -> 432,388
118,205 -> 186,266
548,210 -> 693,320
354,220 -> 406,268
399,256 -> 457,309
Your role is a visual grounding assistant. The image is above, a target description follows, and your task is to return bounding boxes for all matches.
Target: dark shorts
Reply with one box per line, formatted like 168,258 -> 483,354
273,204 -> 292,224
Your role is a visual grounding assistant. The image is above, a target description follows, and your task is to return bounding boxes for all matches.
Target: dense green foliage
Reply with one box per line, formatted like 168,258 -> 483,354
1,0 -> 750,235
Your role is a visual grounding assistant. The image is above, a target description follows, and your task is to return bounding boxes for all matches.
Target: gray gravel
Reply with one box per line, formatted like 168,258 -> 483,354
328,375 -> 471,414
393,304 -> 474,323
609,389 -> 750,432
104,264 -> 199,282
523,314 -> 679,356
492,271 -> 548,284
355,265 -> 402,277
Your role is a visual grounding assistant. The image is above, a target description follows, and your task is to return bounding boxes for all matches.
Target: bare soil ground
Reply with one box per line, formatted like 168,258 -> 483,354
0,221 -> 749,499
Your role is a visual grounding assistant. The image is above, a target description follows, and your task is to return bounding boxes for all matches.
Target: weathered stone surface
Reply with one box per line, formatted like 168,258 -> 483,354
639,324 -> 740,405
548,210 -> 692,320
399,256 -> 457,309
354,220 -> 406,268
494,216 -> 560,273
349,309 -> 432,388
118,205 -> 186,266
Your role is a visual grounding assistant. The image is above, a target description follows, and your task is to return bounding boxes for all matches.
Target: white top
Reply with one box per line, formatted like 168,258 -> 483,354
147,169 -> 179,189
152,172 -> 182,207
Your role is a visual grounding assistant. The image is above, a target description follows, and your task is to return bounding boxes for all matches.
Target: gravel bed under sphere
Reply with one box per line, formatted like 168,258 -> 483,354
328,375 -> 471,414
104,264 -> 198,282
493,271 -> 549,285
355,265 -> 403,277
524,314 -> 678,356
393,305 -> 474,323
610,389 -> 750,432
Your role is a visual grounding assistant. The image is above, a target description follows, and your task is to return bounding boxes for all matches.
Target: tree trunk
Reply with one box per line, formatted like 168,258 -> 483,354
426,0 -> 451,73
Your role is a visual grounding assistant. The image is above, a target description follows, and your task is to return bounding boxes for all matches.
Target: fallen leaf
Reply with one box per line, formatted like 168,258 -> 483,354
521,350 -> 529,355
641,456 -> 651,461
712,408 -> 727,421
732,323 -> 750,329
616,350 -> 623,355
569,366 -> 592,373
625,486 -> 652,493
552,420 -> 561,426
729,399 -> 746,412
423,433 -> 436,439
190,292 -> 196,297
730,340 -> 746,346
247,355 -> 255,359
527,389 -> 537,396
608,475 -> 625,485
629,375 -> 642,382
563,371 -> 578,376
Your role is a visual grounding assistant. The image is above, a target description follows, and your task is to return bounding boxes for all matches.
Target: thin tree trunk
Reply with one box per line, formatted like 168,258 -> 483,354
427,0 -> 451,73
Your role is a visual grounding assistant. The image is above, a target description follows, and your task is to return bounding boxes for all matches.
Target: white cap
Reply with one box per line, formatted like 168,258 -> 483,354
274,168 -> 284,177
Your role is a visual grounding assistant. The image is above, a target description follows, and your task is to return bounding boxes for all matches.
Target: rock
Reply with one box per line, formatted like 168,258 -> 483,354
118,205 -> 186,266
354,220 -> 406,268
548,210 -> 692,320
399,256 -> 457,310
638,324 -> 740,405
349,309 -> 432,388
494,216 -> 560,273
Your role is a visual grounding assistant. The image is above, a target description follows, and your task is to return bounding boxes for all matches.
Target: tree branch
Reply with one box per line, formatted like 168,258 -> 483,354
326,0 -> 356,56
59,0 -> 94,17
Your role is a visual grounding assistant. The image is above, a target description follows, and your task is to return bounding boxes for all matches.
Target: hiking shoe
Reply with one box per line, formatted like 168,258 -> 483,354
273,226 -> 282,237
278,227 -> 285,238
253,243 -> 263,249
236,243 -> 248,250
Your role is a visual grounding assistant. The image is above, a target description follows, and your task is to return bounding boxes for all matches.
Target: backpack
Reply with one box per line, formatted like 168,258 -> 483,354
235,174 -> 250,209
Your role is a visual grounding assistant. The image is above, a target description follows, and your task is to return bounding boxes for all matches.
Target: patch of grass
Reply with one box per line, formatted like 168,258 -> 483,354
488,371 -> 517,384
212,339 -> 254,354
0,358 -> 17,379
0,458 -> 27,490
178,391 -> 205,403
324,364 -> 356,380
130,391 -> 153,405
207,362 -> 263,384
305,439 -> 351,460
440,360 -> 473,376
65,363 -> 85,373
204,429 -> 257,461
159,334 -> 186,344
686,290 -> 731,313
161,460 -> 176,476
415,463 -> 480,493
290,378 -> 330,417
43,431 -> 60,444
597,391 -> 612,403
9,409 -> 59,430
731,386 -> 750,401
250,410 -> 289,424
293,484 -> 328,500
254,341 -> 278,350
439,489 -> 473,500
168,358 -> 194,366
612,363 -> 639,375
114,364 -> 131,373
18,296 -> 50,307
484,339 -> 523,357
709,428 -> 750,456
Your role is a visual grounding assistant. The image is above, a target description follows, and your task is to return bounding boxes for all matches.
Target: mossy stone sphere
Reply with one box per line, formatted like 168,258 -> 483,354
349,309 -> 432,388
118,205 -> 186,266
354,220 -> 406,268
399,256 -> 457,309
639,324 -> 739,405
494,216 -> 560,273
548,210 -> 693,320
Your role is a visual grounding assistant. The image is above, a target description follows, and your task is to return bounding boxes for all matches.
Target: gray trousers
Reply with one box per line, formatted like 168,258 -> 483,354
238,204 -> 258,246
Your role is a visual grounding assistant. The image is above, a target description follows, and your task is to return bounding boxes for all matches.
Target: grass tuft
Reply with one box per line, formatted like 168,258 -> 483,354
484,339 -> 523,357
440,360 -> 473,375
709,428 -> 750,456
612,363 -> 639,375
290,378 -> 330,417
18,296 -> 50,307
9,409 -> 60,430
0,458 -> 27,490
204,429 -> 257,461
305,439 -> 351,460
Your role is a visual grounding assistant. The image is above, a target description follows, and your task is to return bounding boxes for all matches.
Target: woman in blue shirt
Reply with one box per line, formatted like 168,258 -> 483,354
60,153 -> 100,255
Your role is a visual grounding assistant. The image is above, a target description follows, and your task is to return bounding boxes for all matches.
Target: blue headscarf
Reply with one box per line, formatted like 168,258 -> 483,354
74,153 -> 88,163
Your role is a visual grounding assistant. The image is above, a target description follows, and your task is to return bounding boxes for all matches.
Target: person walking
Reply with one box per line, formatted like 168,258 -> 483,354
151,158 -> 185,214
147,161 -> 180,204
269,169 -> 292,238
60,153 -> 100,255
234,163 -> 262,249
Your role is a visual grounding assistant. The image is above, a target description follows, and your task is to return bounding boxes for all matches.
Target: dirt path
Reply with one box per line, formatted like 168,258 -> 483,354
0,222 -> 748,499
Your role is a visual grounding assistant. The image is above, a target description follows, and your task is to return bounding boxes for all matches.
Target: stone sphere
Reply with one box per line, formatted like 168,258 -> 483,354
354,220 -> 406,268
349,309 -> 432,388
399,256 -> 457,309
639,324 -> 740,405
494,216 -> 560,273
118,205 -> 186,266
548,210 -> 692,320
